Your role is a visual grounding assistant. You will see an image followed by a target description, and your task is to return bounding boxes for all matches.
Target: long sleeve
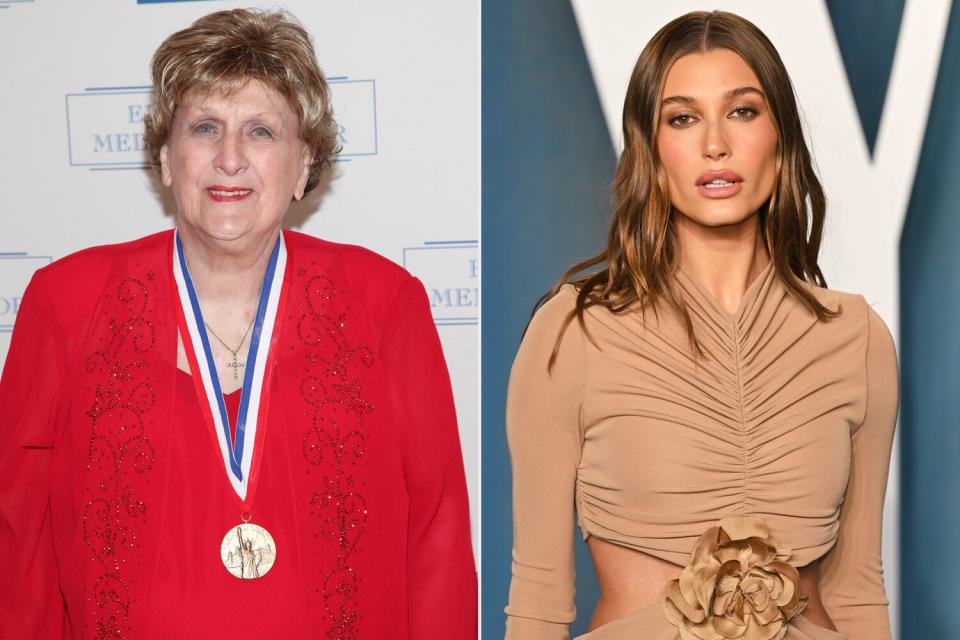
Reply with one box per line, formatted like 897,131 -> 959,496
381,276 -> 477,639
504,287 -> 583,640
0,271 -> 68,637
820,306 -> 899,639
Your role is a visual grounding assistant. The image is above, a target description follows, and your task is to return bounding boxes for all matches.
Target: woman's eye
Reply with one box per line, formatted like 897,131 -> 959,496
192,122 -> 218,135
250,126 -> 274,138
730,107 -> 758,120
668,114 -> 696,128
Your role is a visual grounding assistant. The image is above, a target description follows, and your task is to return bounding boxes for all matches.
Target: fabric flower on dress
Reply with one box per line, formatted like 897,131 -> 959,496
661,515 -> 808,640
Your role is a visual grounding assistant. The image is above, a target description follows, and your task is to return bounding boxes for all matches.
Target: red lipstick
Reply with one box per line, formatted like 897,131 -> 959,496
206,185 -> 253,202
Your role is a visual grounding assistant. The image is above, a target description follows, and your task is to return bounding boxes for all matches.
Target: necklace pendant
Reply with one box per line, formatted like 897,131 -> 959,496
221,522 -> 277,579
227,354 -> 244,380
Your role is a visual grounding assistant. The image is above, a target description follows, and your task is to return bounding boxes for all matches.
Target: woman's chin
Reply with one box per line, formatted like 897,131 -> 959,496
676,202 -> 765,230
206,227 -> 254,242
177,216 -> 268,244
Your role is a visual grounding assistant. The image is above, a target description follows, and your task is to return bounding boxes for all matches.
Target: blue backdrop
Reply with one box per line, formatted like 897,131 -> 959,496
900,0 -> 960,637
481,1 -> 612,636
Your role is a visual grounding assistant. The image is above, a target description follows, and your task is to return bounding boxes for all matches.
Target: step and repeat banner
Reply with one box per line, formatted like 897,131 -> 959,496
483,1 -> 958,638
0,0 -> 479,555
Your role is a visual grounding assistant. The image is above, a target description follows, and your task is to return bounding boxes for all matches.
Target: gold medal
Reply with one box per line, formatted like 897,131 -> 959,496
220,522 -> 277,579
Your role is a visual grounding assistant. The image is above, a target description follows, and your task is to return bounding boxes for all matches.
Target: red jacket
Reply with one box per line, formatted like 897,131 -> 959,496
0,230 -> 476,639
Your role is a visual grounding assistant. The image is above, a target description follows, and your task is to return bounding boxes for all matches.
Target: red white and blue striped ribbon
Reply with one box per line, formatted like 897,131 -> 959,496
171,230 -> 286,500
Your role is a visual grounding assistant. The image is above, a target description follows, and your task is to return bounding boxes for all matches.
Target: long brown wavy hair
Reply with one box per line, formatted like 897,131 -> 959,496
546,10 -> 836,364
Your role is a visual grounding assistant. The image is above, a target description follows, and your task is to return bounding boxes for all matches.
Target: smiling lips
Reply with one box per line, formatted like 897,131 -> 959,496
696,170 -> 743,199
207,185 -> 253,202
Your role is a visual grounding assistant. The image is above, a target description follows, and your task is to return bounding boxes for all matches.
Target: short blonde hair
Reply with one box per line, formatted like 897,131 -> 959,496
143,8 -> 339,193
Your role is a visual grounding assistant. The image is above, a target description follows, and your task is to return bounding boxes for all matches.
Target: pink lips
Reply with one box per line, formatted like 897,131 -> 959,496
206,185 -> 253,203
696,170 -> 743,199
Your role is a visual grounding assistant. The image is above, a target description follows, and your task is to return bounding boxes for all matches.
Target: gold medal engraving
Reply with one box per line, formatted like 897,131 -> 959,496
220,522 -> 277,579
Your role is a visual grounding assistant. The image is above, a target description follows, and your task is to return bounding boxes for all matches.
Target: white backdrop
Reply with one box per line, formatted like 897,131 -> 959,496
569,1 -> 954,634
0,0 -> 479,556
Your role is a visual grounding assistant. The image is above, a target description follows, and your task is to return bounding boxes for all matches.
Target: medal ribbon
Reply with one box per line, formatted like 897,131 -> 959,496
171,230 -> 286,501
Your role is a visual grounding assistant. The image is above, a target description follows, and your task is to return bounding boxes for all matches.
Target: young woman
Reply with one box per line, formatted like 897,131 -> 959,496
505,11 -> 897,640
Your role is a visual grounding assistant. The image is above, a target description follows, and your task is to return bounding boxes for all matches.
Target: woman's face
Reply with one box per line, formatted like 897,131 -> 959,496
160,79 -> 311,244
656,49 -> 778,229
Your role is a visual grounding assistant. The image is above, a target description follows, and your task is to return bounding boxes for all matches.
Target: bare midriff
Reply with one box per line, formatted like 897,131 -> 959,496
586,536 -> 838,632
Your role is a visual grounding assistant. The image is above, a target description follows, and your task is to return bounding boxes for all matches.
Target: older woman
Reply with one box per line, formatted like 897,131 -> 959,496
0,9 -> 475,639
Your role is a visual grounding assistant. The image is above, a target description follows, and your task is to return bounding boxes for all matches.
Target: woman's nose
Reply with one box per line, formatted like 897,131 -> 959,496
702,121 -> 730,161
214,130 -> 248,175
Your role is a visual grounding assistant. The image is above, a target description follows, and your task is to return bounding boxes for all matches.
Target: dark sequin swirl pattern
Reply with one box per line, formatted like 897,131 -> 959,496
297,272 -> 374,640
82,276 -> 157,640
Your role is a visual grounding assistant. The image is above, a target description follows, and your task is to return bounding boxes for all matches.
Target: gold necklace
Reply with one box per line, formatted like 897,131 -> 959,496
204,318 -> 255,381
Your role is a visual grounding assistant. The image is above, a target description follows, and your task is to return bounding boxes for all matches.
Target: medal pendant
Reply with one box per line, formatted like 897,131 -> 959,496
220,522 -> 277,579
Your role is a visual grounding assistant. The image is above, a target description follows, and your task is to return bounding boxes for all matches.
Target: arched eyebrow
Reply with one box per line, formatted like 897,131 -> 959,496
661,86 -> 764,107
727,86 -> 764,99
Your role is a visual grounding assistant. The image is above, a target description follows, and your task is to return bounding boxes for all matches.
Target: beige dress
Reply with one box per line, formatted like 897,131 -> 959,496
505,263 -> 898,640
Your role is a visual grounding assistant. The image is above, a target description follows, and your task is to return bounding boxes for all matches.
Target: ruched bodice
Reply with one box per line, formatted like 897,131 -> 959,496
505,268 -> 898,640
577,263 -> 864,566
